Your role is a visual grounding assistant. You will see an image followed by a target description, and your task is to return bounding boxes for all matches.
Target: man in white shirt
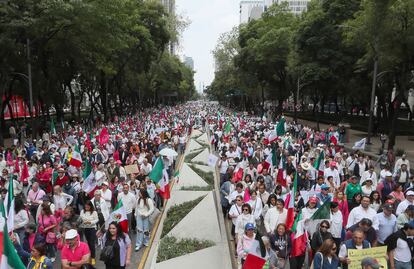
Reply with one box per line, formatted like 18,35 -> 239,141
117,183 -> 137,231
394,154 -> 410,172
347,195 -> 378,228
330,201 -> 343,253
396,191 -> 414,216
0,154 -> 6,173
324,161 -> 341,187
360,166 -> 378,187
385,220 -> 414,269
140,158 -> 153,176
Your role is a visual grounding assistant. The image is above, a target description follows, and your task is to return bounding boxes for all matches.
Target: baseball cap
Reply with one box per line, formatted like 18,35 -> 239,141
408,220 -> 414,229
407,205 -> 414,211
385,171 -> 393,177
245,223 -> 255,230
361,257 -> 382,269
309,197 -> 318,203
65,229 -> 78,239
406,190 -> 414,196
320,184 -> 329,190
383,204 -> 393,211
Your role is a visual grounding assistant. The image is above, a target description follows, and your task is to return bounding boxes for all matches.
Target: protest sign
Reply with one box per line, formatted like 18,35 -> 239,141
348,246 -> 387,269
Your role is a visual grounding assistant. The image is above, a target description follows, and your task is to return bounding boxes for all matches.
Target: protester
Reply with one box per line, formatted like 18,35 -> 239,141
134,189 -> 155,251
312,238 -> 340,269
102,222 -> 132,269
384,220 -> 414,269
80,200 -> 99,265
61,229 -> 91,268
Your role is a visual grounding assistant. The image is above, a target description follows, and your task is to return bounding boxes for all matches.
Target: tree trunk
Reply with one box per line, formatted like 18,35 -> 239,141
68,83 -> 76,119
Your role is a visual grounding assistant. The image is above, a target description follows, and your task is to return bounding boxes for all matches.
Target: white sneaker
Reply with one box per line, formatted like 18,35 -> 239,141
135,246 -> 140,252
51,258 -> 56,262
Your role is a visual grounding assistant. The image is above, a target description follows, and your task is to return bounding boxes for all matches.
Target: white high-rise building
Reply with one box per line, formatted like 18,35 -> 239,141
159,0 -> 177,54
184,56 -> 194,71
240,0 -> 265,24
264,0 -> 311,15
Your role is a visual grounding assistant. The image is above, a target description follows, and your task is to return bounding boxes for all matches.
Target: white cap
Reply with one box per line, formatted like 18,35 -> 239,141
406,191 -> 414,196
385,171 -> 393,177
65,229 -> 78,239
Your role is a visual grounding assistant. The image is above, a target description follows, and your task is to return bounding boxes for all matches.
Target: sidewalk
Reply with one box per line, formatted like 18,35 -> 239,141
287,116 -> 414,169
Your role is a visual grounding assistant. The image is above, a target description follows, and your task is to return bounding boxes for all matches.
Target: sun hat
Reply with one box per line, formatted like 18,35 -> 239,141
65,229 -> 78,240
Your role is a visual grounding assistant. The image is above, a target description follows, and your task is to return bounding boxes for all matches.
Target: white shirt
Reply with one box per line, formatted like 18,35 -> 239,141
330,210 -> 343,238
229,204 -> 242,225
264,207 -> 287,233
248,198 -> 263,220
324,168 -> 341,187
101,188 -> 113,209
117,192 -> 136,214
219,160 -> 229,174
14,209 -> 29,230
396,199 -> 414,216
394,238 -> 412,262
347,205 -> 378,228
140,163 -> 153,175
53,192 -> 74,210
394,158 -> 410,172
373,212 -> 397,244
361,170 -> 378,187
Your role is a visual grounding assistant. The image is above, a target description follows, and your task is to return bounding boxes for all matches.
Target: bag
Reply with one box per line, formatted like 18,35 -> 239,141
46,232 -> 56,244
309,252 -> 323,269
149,207 -> 161,225
97,212 -> 105,227
100,240 -> 115,262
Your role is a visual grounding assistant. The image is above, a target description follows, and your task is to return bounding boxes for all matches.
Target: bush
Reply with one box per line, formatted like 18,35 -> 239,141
189,164 -> 215,186
161,196 -> 205,238
157,236 -> 215,263
180,185 -> 213,191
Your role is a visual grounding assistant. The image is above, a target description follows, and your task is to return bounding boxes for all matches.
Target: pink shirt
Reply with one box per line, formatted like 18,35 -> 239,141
27,189 -> 46,204
61,241 -> 90,266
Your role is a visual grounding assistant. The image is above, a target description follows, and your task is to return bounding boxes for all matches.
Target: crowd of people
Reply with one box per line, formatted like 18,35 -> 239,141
1,103 -> 413,269
210,108 -> 414,269
0,104 -> 200,269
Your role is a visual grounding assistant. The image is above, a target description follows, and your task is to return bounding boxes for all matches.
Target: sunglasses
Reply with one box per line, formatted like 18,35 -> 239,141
236,199 -> 242,202
243,209 -> 249,212
321,226 -> 329,229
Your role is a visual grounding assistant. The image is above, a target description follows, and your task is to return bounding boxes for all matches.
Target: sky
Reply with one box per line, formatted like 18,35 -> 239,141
176,0 -> 240,92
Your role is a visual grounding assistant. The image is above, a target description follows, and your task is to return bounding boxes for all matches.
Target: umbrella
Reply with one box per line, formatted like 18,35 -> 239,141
159,148 -> 178,157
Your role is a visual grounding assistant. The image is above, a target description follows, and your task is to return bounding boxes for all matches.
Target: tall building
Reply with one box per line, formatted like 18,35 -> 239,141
159,0 -> 177,54
240,0 -> 265,24
184,56 -> 194,71
264,0 -> 311,15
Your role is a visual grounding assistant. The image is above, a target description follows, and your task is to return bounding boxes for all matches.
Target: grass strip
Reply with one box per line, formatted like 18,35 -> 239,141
189,164 -> 215,186
157,236 -> 215,263
180,185 -> 213,191
161,195 -> 205,238
184,149 -> 203,163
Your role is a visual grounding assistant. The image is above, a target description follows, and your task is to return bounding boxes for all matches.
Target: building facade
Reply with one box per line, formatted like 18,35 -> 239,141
264,0 -> 311,15
240,0 -> 265,24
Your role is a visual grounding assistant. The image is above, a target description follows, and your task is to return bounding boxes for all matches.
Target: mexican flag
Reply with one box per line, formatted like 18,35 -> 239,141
233,162 -> 245,182
50,119 -> 56,135
276,117 -> 286,136
285,172 -> 297,231
309,197 -> 332,235
82,161 -> 97,197
4,176 -> 15,232
158,169 -> 170,200
268,129 -> 278,144
0,203 -> 25,269
276,156 -> 287,187
69,145 -> 82,167
108,200 -> 128,233
314,151 -> 325,176
290,211 -> 308,257
242,239 -> 266,269
149,158 -> 164,184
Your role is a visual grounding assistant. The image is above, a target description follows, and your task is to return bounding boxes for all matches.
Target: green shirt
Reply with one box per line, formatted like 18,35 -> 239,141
345,183 -> 362,200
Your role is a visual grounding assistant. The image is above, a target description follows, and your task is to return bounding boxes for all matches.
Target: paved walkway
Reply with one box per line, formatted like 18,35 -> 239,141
287,116 -> 414,168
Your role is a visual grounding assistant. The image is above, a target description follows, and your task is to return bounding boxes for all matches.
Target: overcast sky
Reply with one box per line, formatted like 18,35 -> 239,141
176,0 -> 240,92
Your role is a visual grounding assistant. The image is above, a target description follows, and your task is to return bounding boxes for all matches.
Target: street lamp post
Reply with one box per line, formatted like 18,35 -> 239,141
366,57 -> 378,145
26,38 -> 36,139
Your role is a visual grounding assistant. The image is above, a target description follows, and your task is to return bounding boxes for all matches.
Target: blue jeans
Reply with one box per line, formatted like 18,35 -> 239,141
136,215 -> 150,248
395,260 -> 412,269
